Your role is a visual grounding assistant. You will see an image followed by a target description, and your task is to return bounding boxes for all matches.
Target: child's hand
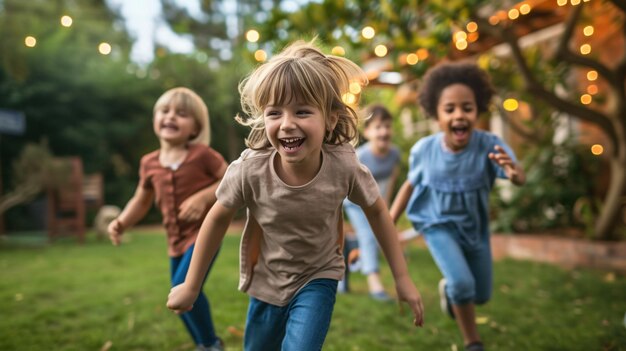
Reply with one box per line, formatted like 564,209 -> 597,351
107,218 -> 124,246
166,283 -> 196,314
488,145 -> 518,178
395,275 -> 424,327
178,193 -> 207,222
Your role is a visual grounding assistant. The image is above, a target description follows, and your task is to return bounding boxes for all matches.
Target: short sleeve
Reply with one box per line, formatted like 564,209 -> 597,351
407,138 -> 427,186
347,157 -> 380,208
138,155 -> 153,190
202,147 -> 227,177
216,158 -> 245,209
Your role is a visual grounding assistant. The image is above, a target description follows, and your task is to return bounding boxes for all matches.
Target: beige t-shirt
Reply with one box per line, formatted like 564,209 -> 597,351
216,143 -> 380,306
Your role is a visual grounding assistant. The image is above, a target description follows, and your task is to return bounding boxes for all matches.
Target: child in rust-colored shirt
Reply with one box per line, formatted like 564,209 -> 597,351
108,87 -> 228,351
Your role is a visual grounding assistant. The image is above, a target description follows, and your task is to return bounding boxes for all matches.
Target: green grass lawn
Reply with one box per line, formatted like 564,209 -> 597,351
1,229 -> 625,351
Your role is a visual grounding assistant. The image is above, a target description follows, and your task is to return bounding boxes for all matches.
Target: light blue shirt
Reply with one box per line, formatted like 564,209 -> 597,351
406,130 -> 516,245
356,142 -> 400,196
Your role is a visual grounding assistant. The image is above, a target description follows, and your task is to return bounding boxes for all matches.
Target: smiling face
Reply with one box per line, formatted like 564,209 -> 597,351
436,83 -> 478,151
153,102 -> 199,147
363,116 -> 393,155
264,101 -> 331,172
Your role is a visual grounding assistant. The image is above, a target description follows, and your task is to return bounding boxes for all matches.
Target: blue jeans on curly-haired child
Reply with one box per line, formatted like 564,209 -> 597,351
243,278 -> 337,351
170,244 -> 220,348
422,224 -> 492,305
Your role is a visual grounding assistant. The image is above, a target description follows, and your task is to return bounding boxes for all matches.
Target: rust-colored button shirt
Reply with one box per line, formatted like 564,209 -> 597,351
139,144 -> 226,257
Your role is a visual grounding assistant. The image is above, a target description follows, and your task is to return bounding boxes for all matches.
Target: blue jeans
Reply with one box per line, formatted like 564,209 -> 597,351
243,279 -> 337,351
422,224 -> 492,305
344,201 -> 380,275
170,244 -> 220,347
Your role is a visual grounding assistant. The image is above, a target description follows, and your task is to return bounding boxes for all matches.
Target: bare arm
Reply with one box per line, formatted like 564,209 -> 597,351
107,184 -> 154,245
167,201 -> 237,313
362,197 -> 424,326
389,180 -> 414,224
178,161 -> 228,222
383,165 -> 400,206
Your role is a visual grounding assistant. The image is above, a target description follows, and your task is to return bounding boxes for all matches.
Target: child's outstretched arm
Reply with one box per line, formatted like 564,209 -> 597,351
389,180 -> 414,224
178,162 -> 228,222
108,185 -> 154,246
167,201 -> 236,314
362,197 -> 424,327
488,145 -> 526,186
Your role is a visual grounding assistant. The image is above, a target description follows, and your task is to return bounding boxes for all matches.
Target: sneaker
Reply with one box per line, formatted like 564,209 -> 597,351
197,337 -> 224,351
370,291 -> 392,302
438,279 -> 455,319
465,341 -> 484,351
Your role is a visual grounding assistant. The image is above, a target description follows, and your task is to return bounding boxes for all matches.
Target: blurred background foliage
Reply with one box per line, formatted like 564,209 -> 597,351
1,0 -> 623,239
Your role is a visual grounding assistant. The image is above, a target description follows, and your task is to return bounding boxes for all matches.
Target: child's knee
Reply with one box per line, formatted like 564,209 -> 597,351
447,278 -> 475,303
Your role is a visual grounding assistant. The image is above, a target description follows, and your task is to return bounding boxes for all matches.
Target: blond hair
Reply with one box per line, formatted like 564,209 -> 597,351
237,40 -> 368,149
153,87 -> 211,146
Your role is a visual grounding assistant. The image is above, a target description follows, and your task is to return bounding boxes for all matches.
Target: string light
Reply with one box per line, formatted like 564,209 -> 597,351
362,26 -> 375,39
331,46 -> 345,56
342,93 -> 357,104
24,36 -> 37,47
587,70 -> 598,81
583,25 -> 594,36
254,49 -> 267,62
571,0 -> 581,5
591,144 -> 603,155
455,40 -> 468,50
454,31 -> 468,41
557,0 -> 567,6
349,82 -> 362,94
60,15 -> 73,27
406,53 -> 418,65
466,22 -> 478,33
587,84 -> 598,95
374,44 -> 388,57
580,44 -> 591,55
580,94 -> 592,104
246,30 -> 260,43
520,4 -> 531,14
98,42 -> 111,55
488,16 -> 500,25
503,98 -> 519,111
508,9 -> 520,20
416,48 -> 429,60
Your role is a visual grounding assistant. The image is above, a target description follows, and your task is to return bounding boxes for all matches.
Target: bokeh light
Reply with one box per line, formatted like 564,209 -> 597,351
591,144 -> 603,155
246,29 -> 259,43
580,94 -> 592,105
61,15 -> 73,27
254,49 -> 267,62
466,22 -> 478,33
580,44 -> 591,55
520,4 -> 531,14
374,44 -> 387,57
362,26 -> 375,39
406,53 -> 418,65
503,98 -> 519,111
331,46 -> 345,56
24,36 -> 37,47
98,42 -> 112,55
587,84 -> 598,95
583,26 -> 594,36
587,70 -> 598,81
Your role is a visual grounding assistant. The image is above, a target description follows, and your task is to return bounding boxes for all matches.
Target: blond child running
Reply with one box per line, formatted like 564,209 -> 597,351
166,41 -> 424,351
108,87 -> 228,351
390,62 -> 526,351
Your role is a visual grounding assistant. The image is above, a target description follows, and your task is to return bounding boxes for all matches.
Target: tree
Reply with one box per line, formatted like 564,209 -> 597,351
253,0 -> 625,240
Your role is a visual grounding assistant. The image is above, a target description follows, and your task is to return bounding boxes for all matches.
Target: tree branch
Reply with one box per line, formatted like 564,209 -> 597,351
555,4 -> 617,88
608,0 -> 626,14
475,16 -> 619,150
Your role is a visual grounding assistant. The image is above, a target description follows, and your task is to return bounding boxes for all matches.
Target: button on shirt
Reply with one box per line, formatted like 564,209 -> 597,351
139,144 -> 226,257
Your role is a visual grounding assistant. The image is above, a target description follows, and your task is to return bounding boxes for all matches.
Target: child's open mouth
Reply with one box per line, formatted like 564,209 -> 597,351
450,125 -> 469,139
279,137 -> 305,152
162,123 -> 179,132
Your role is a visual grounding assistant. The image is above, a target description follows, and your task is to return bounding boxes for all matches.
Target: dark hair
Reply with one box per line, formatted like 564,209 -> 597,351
363,104 -> 392,128
418,62 -> 495,119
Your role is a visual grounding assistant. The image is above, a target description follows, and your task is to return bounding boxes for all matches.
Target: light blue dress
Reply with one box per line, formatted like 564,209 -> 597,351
406,130 -> 516,304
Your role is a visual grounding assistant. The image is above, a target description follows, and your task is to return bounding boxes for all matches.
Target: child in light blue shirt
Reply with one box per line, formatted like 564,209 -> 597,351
390,62 -> 525,351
